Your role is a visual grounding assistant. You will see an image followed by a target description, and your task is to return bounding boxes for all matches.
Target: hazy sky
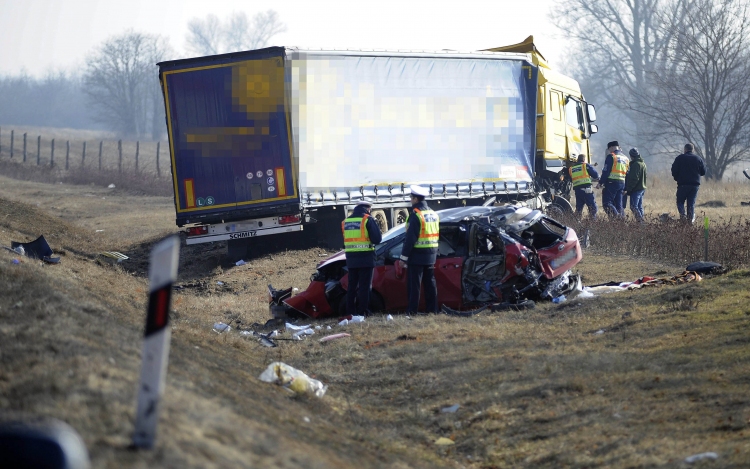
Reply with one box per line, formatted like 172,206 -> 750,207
0,0 -> 565,77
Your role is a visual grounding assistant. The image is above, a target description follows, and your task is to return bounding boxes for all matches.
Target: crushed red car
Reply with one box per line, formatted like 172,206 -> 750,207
269,205 -> 582,319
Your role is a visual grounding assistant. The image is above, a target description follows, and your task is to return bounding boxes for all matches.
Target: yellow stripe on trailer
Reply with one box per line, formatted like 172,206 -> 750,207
276,167 -> 286,196
184,179 -> 196,208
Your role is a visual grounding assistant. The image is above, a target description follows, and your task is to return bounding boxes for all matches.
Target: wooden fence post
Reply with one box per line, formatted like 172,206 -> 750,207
98,141 -> 103,170
82,141 -> 86,168
36,136 -> 40,165
136,141 -> 140,172
65,141 -> 70,170
10,130 -> 14,158
118,140 -> 122,173
23,133 -> 27,162
51,138 -> 55,167
156,142 -> 161,177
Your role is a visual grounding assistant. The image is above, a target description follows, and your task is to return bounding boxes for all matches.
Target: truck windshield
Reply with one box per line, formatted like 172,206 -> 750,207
565,97 -> 585,133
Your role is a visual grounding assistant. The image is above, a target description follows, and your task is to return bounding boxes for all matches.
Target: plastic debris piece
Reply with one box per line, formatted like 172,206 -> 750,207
386,314 -> 394,321
11,259 -> 20,265
108,183 -> 115,188
595,329 -> 605,335
326,325 -> 332,330
239,330 -> 253,336
286,322 -> 312,332
338,319 -> 349,326
13,246 -> 24,255
303,416 -> 310,423
267,330 -> 279,338
292,328 -> 315,339
350,315 -> 365,323
319,333 -> 351,343
685,452 -> 718,463
314,325 -> 322,330
216,281 -> 224,286
435,437 -> 455,446
213,322 -> 231,333
441,404 -> 460,413
235,260 -> 246,266
258,362 -> 327,397
552,295 -> 566,304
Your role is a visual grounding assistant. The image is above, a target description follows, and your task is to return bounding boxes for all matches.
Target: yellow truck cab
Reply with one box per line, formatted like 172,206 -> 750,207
485,36 -> 598,205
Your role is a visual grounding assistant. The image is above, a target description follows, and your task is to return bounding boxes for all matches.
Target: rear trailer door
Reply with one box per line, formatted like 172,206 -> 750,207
159,47 -> 298,226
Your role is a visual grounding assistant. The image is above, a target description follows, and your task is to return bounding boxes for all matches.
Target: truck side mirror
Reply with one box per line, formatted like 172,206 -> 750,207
587,104 -> 597,122
589,124 -> 598,135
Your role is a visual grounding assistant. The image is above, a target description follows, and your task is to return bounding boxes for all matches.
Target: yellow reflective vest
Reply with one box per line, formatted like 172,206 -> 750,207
408,208 -> 439,249
569,164 -> 592,187
342,215 -> 374,252
608,153 -> 629,182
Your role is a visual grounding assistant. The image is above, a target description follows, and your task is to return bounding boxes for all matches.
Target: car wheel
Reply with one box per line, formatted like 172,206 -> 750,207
368,291 -> 385,314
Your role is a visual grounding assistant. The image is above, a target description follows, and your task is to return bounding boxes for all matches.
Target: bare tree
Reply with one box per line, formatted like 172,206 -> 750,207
639,0 -> 750,179
83,31 -> 173,139
185,10 -> 286,57
552,0 -> 691,153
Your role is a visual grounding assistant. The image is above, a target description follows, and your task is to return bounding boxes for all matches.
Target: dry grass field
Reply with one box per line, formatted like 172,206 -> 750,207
1,159 -> 750,468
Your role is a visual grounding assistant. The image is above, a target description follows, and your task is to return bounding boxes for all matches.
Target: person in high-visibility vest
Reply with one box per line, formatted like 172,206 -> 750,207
568,154 -> 600,219
342,199 -> 382,316
398,185 -> 440,313
596,140 -> 629,217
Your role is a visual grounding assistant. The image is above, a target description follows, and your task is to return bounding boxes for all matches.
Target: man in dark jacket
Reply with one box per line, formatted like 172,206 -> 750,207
596,141 -> 629,217
671,143 -> 706,223
624,148 -> 647,221
398,185 -> 440,313
342,199 -> 383,316
568,154 -> 599,219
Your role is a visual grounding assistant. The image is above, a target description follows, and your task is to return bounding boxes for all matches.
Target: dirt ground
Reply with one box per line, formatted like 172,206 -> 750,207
1,174 -> 749,468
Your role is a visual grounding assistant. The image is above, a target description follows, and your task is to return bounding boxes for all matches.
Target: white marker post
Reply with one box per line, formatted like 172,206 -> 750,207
133,235 -> 179,449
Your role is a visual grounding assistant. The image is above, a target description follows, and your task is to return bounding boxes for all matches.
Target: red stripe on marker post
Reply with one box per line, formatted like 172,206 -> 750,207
133,235 -> 179,449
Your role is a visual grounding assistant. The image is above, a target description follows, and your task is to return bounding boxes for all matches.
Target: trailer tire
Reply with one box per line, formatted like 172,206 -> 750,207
371,209 -> 388,233
394,208 -> 409,227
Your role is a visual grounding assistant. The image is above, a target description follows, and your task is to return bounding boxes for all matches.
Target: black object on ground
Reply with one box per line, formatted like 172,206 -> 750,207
10,235 -> 61,264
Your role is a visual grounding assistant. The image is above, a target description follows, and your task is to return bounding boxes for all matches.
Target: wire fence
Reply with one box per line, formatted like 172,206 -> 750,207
0,126 -> 168,177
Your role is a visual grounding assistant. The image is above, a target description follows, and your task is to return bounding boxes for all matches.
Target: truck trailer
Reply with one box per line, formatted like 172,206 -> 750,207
157,37 -> 597,259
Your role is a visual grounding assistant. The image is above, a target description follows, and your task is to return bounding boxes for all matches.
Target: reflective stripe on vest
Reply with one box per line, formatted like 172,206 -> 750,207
342,214 -> 374,252
608,153 -> 628,181
569,164 -> 592,187
409,208 -> 439,249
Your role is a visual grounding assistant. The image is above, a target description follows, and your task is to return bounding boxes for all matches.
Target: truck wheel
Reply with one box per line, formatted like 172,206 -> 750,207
395,208 -> 409,227
546,197 -> 574,222
371,209 -> 388,233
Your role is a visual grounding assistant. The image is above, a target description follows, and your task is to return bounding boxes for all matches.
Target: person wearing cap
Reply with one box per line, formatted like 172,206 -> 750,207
596,140 -> 629,218
398,185 -> 440,313
671,143 -> 706,223
624,147 -> 647,222
568,154 -> 600,219
341,199 -> 383,316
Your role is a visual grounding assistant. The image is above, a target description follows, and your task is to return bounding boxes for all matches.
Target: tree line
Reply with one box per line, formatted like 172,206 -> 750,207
554,0 -> 750,179
0,10 -> 285,141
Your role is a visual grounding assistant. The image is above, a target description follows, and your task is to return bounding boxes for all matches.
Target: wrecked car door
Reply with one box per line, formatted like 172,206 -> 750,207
462,223 -> 507,304
372,228 -> 465,311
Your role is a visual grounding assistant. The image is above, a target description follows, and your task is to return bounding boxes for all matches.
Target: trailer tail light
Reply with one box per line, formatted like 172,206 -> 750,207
186,226 -> 208,237
278,214 -> 301,225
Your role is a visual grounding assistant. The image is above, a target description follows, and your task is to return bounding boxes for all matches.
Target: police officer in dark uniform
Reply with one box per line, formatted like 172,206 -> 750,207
342,199 -> 382,316
596,141 -> 629,217
568,153 -> 600,219
397,185 -> 440,313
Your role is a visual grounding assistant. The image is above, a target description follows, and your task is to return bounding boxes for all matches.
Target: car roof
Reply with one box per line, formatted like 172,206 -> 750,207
435,206 -> 499,223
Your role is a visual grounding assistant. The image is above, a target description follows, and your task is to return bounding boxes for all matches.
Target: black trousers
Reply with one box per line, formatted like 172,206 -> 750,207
407,264 -> 438,313
346,266 -> 374,316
